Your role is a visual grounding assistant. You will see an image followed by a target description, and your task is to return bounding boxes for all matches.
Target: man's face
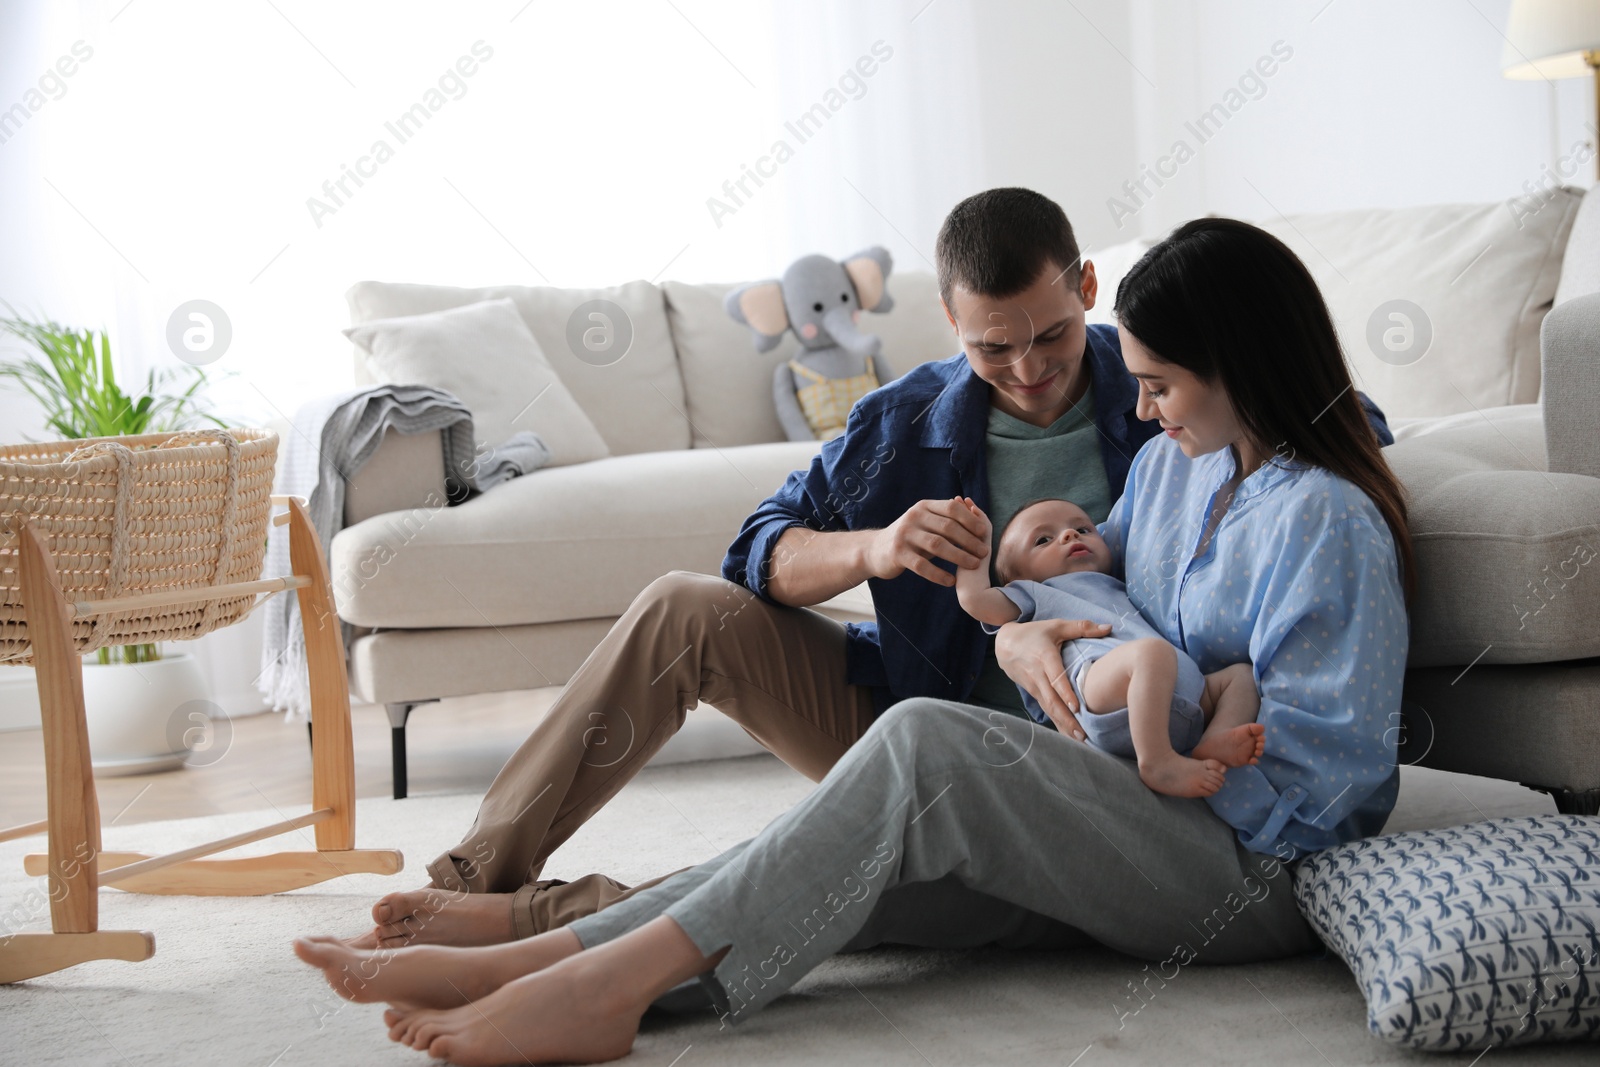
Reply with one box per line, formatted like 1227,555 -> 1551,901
943,261 -> 1098,427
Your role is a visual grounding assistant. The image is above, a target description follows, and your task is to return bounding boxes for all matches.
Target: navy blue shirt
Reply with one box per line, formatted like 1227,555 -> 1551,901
721,324 -> 1392,715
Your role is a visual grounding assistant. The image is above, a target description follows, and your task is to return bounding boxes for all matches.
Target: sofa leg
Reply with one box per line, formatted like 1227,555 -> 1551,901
1526,784 -> 1600,816
385,700 -> 437,800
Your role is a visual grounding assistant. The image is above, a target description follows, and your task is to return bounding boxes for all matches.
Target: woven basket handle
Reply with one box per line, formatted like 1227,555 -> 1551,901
63,439 -> 137,651
156,428 -> 238,451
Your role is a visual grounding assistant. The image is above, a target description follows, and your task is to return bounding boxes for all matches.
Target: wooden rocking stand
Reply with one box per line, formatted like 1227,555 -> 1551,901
0,496 -> 403,984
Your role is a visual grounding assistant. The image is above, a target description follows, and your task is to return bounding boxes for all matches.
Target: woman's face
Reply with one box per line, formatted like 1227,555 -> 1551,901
1118,325 -> 1246,461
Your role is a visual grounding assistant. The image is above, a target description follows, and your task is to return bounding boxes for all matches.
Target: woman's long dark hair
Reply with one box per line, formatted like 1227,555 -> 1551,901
1114,217 -> 1415,605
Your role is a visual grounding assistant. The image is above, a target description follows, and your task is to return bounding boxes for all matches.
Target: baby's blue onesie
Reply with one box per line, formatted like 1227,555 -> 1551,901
982,571 -> 1208,757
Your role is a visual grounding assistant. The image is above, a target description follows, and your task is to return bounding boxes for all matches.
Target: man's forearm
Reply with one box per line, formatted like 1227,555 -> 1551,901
764,526 -> 879,608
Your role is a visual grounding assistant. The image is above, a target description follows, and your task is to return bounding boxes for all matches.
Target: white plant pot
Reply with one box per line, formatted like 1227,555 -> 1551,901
81,652 -> 212,777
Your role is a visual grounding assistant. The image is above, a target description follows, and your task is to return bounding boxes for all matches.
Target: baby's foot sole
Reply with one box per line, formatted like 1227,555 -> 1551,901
1139,755 -> 1227,798
1192,722 -> 1265,769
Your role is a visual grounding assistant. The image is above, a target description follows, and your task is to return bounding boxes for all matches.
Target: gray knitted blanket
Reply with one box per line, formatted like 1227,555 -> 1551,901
257,385 -> 549,720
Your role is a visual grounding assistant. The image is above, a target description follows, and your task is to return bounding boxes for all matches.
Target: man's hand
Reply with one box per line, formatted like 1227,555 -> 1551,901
956,496 -> 992,545
995,617 -> 1112,741
952,498 -> 1023,627
865,495 -> 989,588
951,498 -> 992,585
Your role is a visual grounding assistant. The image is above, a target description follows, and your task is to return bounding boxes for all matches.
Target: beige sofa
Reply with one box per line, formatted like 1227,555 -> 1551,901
331,187 -> 1600,809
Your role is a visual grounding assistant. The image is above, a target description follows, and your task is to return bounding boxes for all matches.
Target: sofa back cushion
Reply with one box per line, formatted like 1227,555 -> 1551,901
345,298 -> 611,467
665,272 -> 959,447
1555,182 -> 1599,305
347,279 -> 689,456
1087,192 -> 1583,420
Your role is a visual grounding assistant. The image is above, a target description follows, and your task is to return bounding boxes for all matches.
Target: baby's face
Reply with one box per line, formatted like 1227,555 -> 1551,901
996,500 -> 1111,583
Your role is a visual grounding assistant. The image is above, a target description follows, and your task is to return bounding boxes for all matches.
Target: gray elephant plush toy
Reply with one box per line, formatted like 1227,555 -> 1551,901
724,246 -> 898,442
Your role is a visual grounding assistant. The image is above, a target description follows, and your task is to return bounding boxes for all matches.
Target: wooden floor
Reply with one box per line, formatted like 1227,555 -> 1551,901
0,689 -> 560,830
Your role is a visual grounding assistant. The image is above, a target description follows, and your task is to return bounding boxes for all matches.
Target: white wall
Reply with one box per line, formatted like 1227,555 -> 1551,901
1117,0 -> 1593,240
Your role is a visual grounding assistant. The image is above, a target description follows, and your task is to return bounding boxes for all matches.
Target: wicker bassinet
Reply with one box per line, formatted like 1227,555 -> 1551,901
0,429 -> 278,664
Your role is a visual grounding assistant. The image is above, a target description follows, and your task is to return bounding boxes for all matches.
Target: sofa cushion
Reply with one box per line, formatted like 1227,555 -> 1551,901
347,618 -> 617,704
1087,193 -> 1583,421
331,440 -> 823,629
1293,815 -> 1600,1052
664,272 -> 958,447
346,279 -> 689,456
344,298 -> 610,467
1385,406 -> 1600,667
1261,196 -> 1580,419
1555,183 -> 1598,305
1387,403 -> 1535,444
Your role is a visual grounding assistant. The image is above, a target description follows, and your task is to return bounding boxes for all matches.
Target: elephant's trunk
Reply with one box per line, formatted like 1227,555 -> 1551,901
823,305 -> 882,359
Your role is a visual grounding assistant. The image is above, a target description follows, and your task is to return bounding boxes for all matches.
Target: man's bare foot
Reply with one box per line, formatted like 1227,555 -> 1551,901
353,886 -> 519,949
385,952 -> 642,1065
1139,752 -> 1226,798
1192,722 -> 1266,768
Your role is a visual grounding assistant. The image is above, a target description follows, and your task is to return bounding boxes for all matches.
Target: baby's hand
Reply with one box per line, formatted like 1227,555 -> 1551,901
957,497 -> 993,557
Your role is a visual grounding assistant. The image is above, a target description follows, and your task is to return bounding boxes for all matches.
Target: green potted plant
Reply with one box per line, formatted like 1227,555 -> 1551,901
2,311 -> 226,773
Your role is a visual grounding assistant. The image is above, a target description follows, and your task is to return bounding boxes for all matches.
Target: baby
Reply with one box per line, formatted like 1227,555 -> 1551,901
954,496 -> 1265,798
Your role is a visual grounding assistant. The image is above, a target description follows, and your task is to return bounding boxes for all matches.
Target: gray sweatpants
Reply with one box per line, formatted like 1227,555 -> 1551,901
566,698 -> 1317,1023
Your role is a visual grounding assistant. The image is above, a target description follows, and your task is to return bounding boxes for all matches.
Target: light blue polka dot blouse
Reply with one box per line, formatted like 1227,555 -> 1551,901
1100,434 -> 1409,860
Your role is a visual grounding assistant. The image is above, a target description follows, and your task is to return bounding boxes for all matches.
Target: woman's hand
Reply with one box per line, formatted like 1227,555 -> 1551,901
995,617 -> 1111,741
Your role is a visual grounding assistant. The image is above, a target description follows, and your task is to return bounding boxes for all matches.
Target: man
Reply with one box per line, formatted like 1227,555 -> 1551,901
357,187 -> 1390,948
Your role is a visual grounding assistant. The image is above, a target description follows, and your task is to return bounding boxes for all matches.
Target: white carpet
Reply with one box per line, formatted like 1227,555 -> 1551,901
1,756 -> 1592,1066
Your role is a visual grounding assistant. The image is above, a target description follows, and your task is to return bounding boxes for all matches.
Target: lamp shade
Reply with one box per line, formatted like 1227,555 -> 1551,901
1501,0 -> 1600,79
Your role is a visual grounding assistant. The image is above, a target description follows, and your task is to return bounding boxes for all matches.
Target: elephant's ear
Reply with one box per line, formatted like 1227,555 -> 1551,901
844,246 -> 894,313
724,281 -> 789,352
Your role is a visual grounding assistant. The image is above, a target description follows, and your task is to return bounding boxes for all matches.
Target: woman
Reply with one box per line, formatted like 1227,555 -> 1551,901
295,218 -> 1414,1065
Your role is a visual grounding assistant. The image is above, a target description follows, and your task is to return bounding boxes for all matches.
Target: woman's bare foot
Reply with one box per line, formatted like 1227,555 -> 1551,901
1192,722 -> 1265,768
294,937 -> 494,1009
385,951 -> 642,1065
296,928 -> 584,1010
1139,752 -> 1226,798
351,886 -> 519,949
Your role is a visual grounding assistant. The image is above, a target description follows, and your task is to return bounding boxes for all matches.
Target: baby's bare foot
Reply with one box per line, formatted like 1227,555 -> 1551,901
1192,722 -> 1265,768
1139,753 -> 1226,798
356,886 -> 518,949
294,936 -> 496,1009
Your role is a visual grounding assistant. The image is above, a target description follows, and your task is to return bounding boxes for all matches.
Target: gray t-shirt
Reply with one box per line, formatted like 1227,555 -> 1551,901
966,383 -> 1112,714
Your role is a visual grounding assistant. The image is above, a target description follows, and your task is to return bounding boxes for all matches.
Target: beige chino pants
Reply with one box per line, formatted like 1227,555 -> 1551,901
424,569 -> 879,939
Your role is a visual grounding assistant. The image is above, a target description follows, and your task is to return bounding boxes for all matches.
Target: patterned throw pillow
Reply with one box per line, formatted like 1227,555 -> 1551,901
1293,815 -> 1600,1051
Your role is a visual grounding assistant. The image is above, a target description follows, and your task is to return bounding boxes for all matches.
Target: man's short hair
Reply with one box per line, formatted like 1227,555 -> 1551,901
935,188 -> 1082,308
